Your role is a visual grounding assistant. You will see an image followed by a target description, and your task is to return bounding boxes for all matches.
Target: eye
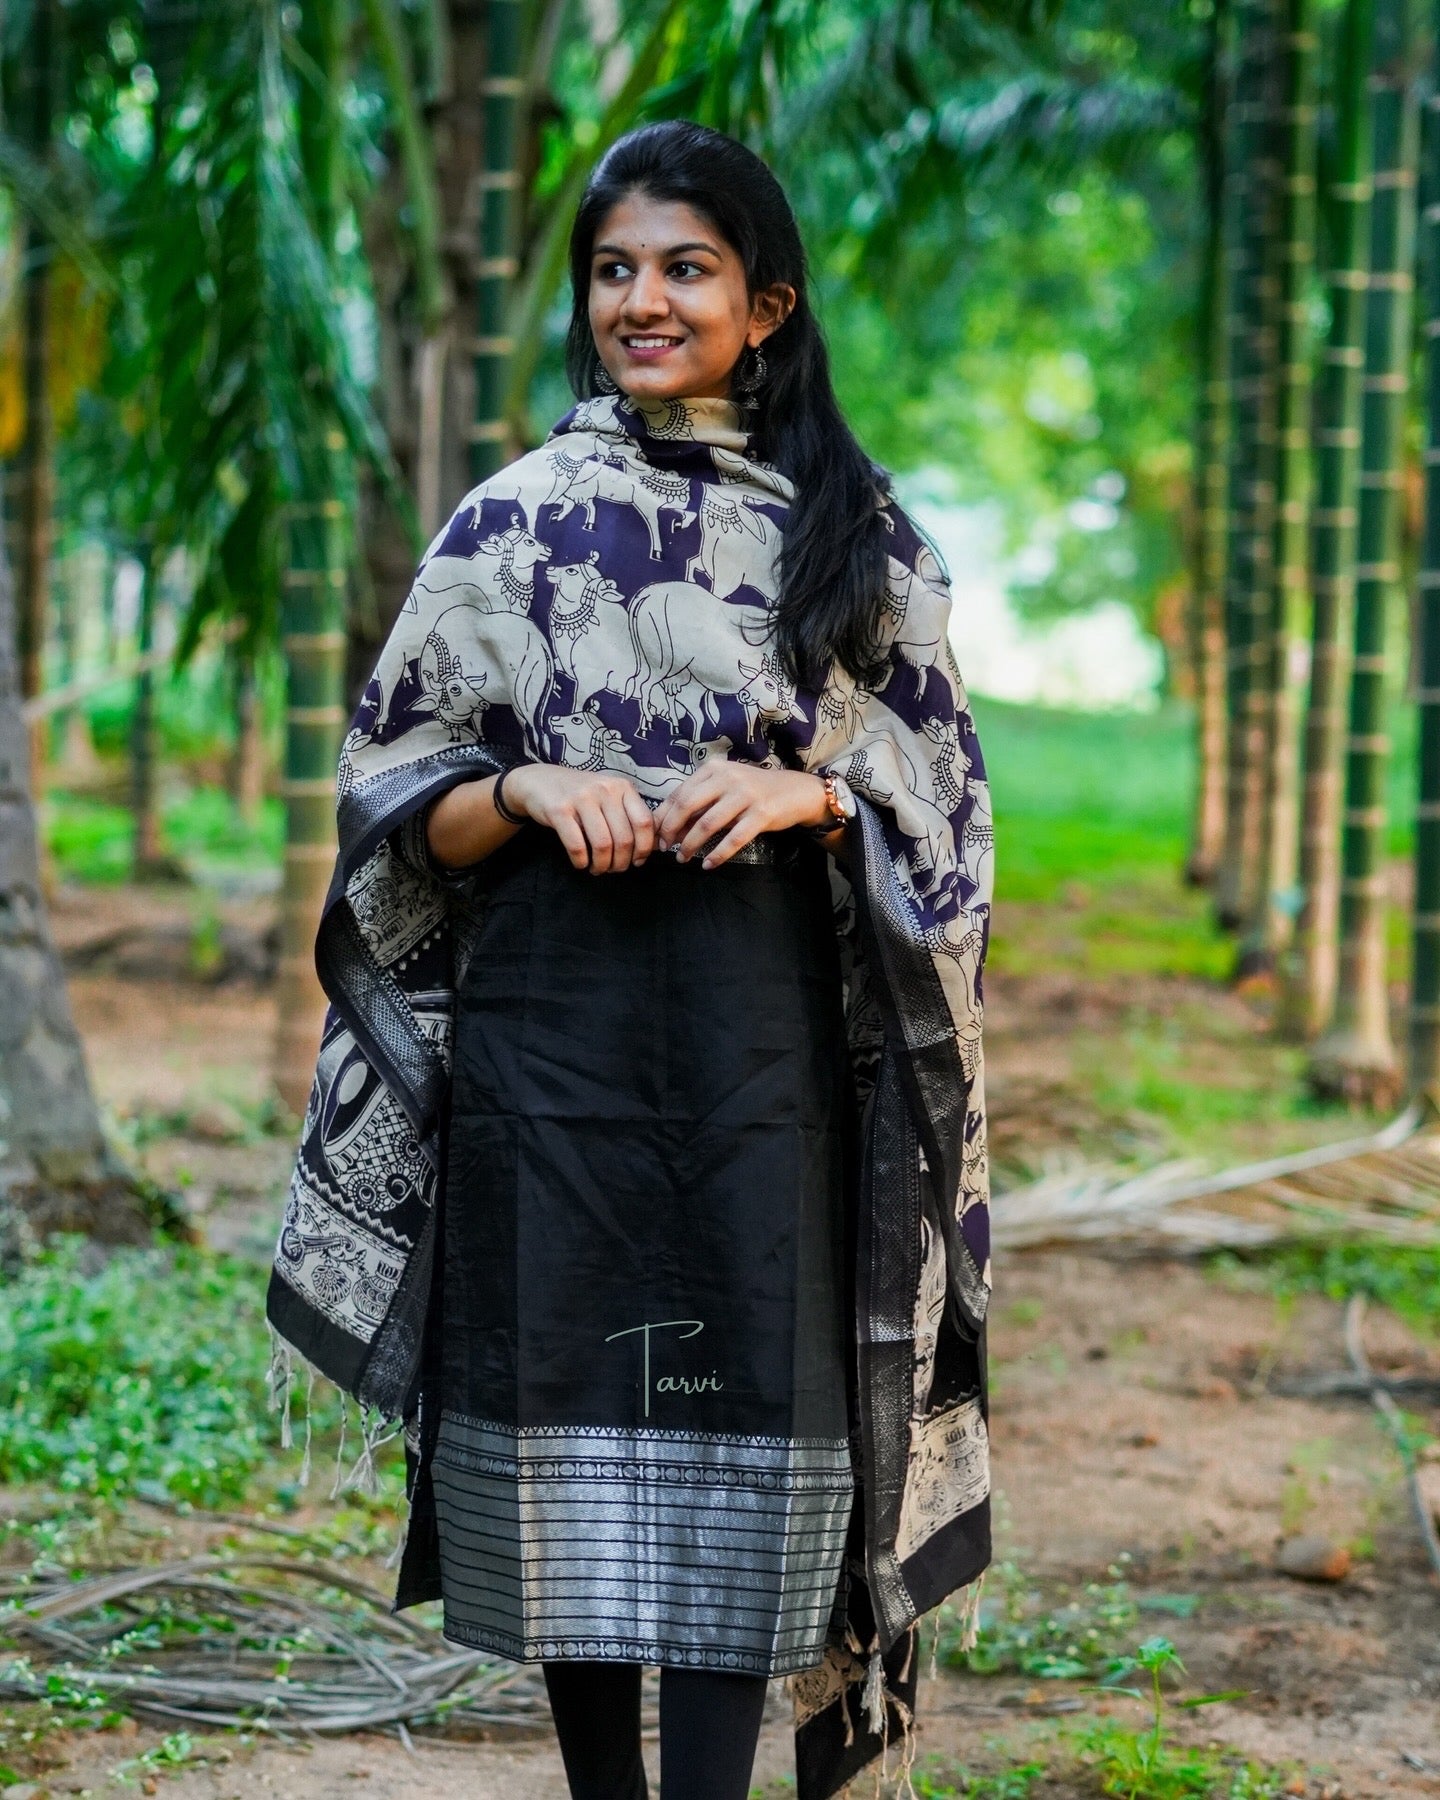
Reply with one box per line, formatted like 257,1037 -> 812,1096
669,259 -> 707,279
594,259 -> 630,281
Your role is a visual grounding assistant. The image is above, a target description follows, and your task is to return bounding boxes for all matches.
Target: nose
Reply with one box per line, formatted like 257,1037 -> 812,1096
622,262 -> 670,323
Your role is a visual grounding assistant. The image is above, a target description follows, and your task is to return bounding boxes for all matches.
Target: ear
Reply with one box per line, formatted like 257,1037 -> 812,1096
789,698 -> 809,724
410,695 -> 438,713
747,282 -> 796,346
738,661 -> 761,680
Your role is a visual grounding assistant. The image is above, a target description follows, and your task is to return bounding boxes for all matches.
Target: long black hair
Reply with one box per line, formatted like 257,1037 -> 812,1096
565,120 -> 892,690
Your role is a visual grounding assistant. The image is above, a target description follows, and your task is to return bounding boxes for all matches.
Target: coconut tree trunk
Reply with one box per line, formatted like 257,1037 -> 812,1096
130,539 -> 166,877
275,0 -> 352,1111
1186,0 -> 1232,891
0,472 -> 152,1244
1310,0 -> 1418,1104
349,0 -> 482,705
471,0 -> 524,484
13,0 -> 55,783
132,70 -> 167,880
1408,1 -> 1440,1098
1217,0 -> 1285,934
1244,0 -> 1319,973
230,659 -> 268,827
1282,0 -> 1376,1037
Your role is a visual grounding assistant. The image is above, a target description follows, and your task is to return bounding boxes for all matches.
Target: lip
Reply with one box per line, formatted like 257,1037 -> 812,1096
618,335 -> 685,363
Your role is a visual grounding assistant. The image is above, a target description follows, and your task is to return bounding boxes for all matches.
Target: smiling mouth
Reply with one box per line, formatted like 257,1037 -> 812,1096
621,336 -> 684,351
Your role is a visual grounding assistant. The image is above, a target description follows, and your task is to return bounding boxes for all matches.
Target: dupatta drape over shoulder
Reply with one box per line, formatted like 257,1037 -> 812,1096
266,395 -> 994,1798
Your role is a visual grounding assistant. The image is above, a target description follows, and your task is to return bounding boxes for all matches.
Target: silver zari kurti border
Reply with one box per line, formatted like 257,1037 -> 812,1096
432,1414 -> 855,1676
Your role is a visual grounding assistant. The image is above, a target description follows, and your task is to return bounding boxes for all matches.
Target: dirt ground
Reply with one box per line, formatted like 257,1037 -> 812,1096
23,882 -> 1440,1798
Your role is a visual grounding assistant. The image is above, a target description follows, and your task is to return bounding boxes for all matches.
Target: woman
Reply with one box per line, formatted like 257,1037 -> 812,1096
267,121 -> 993,1800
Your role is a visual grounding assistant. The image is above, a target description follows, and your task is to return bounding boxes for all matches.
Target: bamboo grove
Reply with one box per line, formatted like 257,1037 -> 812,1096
1189,0 -> 1440,1108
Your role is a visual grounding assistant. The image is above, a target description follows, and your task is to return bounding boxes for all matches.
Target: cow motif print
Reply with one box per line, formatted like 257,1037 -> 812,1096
270,391 -> 994,1555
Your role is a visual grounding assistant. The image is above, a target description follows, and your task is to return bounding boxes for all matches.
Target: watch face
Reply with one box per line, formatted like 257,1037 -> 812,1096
832,775 -> 858,819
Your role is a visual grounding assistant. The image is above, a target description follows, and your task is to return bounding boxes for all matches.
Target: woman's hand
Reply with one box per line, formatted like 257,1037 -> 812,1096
506,763 -> 657,873
655,762 -> 832,869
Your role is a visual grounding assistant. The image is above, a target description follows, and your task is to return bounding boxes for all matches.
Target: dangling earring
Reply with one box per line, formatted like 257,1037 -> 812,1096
735,346 -> 768,407
595,362 -> 618,394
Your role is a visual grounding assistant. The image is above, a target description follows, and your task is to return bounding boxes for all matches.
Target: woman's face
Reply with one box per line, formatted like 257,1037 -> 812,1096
588,193 -> 794,404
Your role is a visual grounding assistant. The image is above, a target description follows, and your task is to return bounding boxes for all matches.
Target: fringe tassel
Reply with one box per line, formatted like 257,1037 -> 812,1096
266,1327 -> 294,1449
861,1648 -> 886,1740
345,1408 -> 402,1498
897,1626 -> 915,1686
952,1571 -> 986,1654
385,1489 -> 412,1571
892,1693 -> 918,1800
298,1368 -> 316,1490
331,1394 -> 350,1500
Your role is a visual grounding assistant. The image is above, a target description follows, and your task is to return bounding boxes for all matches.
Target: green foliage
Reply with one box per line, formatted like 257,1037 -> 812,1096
913,1765 -> 1048,1800
1078,1715 -> 1292,1800
943,1560 -> 1147,1679
1210,1239 -> 1440,1336
44,786 -> 283,887
1080,1638 -> 1285,1800
0,1240 -> 282,1504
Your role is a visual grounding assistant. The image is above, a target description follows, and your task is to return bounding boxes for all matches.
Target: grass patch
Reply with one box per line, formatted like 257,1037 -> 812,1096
0,1239 -> 321,1506
941,1560 -> 1203,1682
1210,1239 -> 1440,1336
43,787 -> 283,887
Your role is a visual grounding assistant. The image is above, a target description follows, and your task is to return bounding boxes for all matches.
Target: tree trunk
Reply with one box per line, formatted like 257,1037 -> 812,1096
349,0 -> 485,706
0,472 -> 153,1245
1310,0 -> 1417,1105
275,0 -> 351,1112
130,540 -> 167,878
1217,0 -> 1284,936
1243,0 -> 1318,973
1186,0 -> 1232,891
1409,0 -> 1440,1098
471,0 -> 524,484
1282,0 -> 1376,1037
14,0 -> 55,785
230,659 -> 268,828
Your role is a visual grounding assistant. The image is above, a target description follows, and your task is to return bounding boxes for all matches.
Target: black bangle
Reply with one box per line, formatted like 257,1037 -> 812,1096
492,765 -> 526,826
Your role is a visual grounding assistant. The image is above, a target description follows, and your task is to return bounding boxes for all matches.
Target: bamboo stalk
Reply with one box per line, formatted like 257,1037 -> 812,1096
1407,1 -> 1440,1098
276,0 -> 352,1112
470,0 -> 525,484
1217,0 -> 1284,933
1245,0 -> 1320,970
1310,0 -> 1418,1105
1186,0 -> 1233,891
1282,0 -> 1377,1036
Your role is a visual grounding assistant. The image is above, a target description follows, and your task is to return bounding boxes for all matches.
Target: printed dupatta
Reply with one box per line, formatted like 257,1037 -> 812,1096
265,394 -> 994,1797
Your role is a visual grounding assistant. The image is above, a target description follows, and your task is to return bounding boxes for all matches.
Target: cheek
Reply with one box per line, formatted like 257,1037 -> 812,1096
588,288 -> 616,333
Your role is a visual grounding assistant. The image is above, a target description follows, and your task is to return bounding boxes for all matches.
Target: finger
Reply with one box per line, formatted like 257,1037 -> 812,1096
657,769 -> 720,847
676,793 -> 746,863
596,792 -> 637,872
551,808 -> 592,871
577,799 -> 616,875
622,787 -> 657,863
701,815 -> 763,871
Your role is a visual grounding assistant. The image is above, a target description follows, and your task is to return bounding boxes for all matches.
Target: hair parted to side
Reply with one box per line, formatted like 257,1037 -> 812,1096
565,119 -> 893,690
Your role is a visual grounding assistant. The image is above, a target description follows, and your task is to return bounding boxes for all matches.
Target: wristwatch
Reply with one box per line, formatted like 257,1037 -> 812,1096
817,772 -> 857,829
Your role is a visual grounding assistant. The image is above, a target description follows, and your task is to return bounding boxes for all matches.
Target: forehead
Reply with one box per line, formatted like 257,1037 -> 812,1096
592,193 -> 728,255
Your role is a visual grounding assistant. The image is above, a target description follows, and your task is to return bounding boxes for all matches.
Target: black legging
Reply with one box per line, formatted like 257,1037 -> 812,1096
543,1661 -> 769,1800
